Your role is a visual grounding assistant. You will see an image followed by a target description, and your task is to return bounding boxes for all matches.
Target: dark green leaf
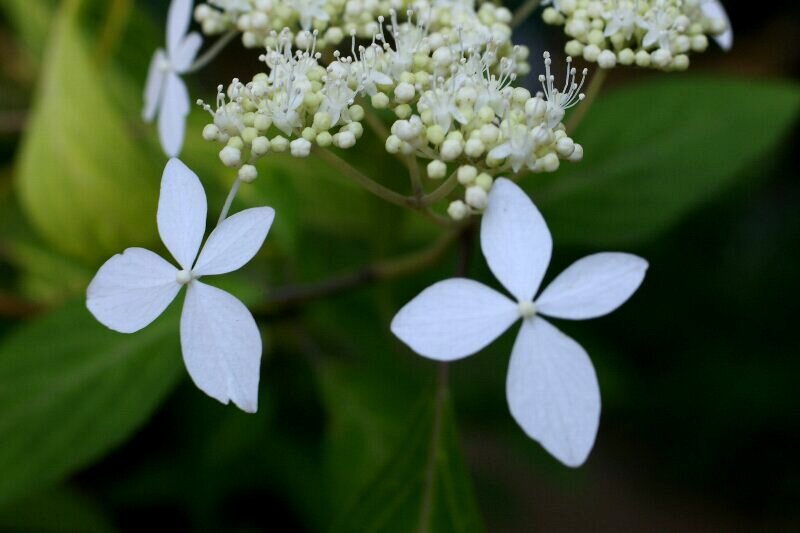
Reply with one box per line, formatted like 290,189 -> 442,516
528,77 -> 800,245
0,487 -> 117,533
0,299 -> 182,505
323,362 -> 484,533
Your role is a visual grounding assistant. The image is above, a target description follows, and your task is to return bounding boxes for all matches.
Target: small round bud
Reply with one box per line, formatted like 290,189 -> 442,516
238,164 -> 258,183
440,139 -> 463,161
464,138 -> 485,158
202,124 -> 220,141
349,105 -> 365,122
371,93 -> 390,109
426,125 -> 446,145
251,136 -> 270,156
290,138 -> 312,157
334,131 -> 356,149
541,153 -> 560,172
457,165 -> 478,185
447,200 -> 469,221
385,135 -> 402,154
597,50 -> 616,69
475,173 -> 493,191
427,160 -> 447,179
465,186 -> 488,210
271,136 -> 289,152
219,146 -> 242,167
556,137 -> 576,157
316,131 -> 333,147
394,82 -> 416,103
568,143 -> 584,162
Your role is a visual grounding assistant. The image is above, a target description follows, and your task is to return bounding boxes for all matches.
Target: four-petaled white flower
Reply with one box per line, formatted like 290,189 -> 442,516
87,159 -> 275,412
143,0 -> 203,158
391,178 -> 648,467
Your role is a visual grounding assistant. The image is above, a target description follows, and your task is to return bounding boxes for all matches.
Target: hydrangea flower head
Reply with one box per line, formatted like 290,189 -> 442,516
87,159 -> 275,412
391,178 -> 648,466
542,0 -> 733,70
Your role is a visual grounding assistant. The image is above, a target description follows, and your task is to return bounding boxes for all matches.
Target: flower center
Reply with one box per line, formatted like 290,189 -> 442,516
176,269 -> 193,285
518,300 -> 537,319
158,57 -> 173,73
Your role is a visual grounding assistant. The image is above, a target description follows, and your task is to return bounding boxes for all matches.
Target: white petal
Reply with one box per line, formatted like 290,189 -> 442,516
180,281 -> 262,412
506,317 -> 600,467
536,253 -> 648,320
143,50 -> 167,122
174,32 -> 202,73
157,72 -> 190,157
193,207 -> 275,276
391,279 -> 518,362
702,0 -> 733,51
488,143 -> 512,160
481,178 -> 552,302
87,248 -> 180,334
157,158 -> 207,270
166,0 -> 193,59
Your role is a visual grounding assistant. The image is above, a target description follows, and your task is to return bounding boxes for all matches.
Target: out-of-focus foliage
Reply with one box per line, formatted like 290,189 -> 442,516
529,78 -> 800,246
15,0 -> 160,264
0,299 -> 181,506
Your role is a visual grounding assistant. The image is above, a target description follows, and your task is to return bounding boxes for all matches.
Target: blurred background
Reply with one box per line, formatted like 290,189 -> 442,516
0,0 -> 798,531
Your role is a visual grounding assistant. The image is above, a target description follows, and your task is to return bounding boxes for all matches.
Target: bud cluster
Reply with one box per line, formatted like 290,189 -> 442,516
197,3 -> 587,219
542,0 -> 730,70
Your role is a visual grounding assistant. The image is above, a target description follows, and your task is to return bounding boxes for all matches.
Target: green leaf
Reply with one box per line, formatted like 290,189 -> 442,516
323,362 -> 484,533
0,299 -> 182,506
15,0 -> 160,264
528,77 -> 800,246
0,487 -> 117,533
0,0 -> 55,58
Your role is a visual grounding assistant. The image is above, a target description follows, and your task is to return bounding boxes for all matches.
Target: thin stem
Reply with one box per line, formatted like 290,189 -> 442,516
418,362 -> 448,533
565,68 -> 608,134
255,230 -> 460,316
421,170 -> 460,207
314,146 -> 417,209
185,31 -> 238,74
218,178 -> 242,224
511,0 -> 542,29
408,156 -> 424,200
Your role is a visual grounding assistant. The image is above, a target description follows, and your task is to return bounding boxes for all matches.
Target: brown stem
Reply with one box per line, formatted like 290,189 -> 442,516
254,230 -> 461,317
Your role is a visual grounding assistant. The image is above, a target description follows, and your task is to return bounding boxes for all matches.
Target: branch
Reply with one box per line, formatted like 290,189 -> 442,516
255,230 -> 461,317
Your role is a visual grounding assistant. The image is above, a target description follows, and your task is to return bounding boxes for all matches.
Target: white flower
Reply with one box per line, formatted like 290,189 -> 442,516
701,0 -> 733,51
391,179 -> 648,467
87,159 -> 275,412
143,0 -> 203,157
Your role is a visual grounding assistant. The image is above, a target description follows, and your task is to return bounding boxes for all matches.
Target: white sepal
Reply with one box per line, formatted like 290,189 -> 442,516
180,281 -> 262,412
158,73 -> 190,158
536,253 -> 648,320
157,158 -> 207,270
193,207 -> 275,276
166,0 -> 193,59
481,178 -> 552,302
702,0 -> 733,51
506,317 -> 600,467
87,248 -> 180,334
391,278 -> 519,362
174,33 -> 203,73
143,49 -> 167,122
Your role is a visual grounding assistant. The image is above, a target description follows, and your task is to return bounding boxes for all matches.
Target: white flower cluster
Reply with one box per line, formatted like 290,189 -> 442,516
197,6 -> 587,218
542,0 -> 732,70
194,0 -> 516,50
